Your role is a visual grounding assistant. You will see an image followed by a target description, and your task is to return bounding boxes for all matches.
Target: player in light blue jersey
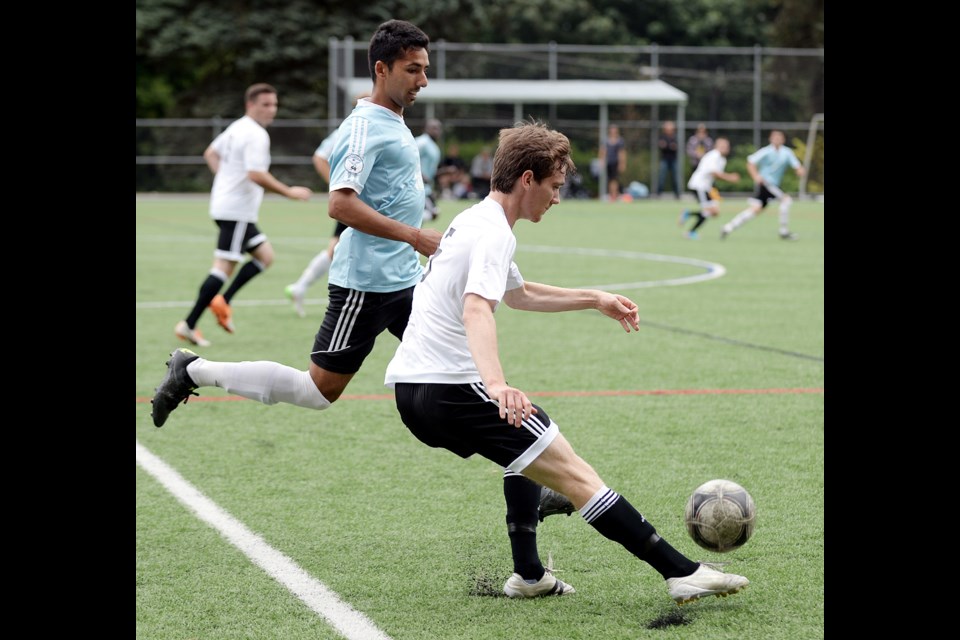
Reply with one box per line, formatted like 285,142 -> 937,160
416,118 -> 443,221
721,130 -> 805,240
153,20 -> 440,422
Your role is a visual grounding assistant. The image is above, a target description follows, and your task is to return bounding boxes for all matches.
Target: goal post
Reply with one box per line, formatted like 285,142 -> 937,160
798,113 -> 824,200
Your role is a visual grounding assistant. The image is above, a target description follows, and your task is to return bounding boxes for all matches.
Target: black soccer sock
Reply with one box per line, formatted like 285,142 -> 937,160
185,272 -> 226,328
584,488 -> 698,580
689,213 -> 708,232
503,474 -> 544,581
222,260 -> 264,303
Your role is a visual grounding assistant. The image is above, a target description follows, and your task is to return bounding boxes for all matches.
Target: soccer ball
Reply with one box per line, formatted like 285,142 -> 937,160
684,479 -> 756,553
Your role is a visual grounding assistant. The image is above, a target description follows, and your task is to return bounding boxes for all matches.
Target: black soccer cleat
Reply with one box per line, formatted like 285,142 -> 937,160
150,348 -> 200,428
538,486 -> 577,522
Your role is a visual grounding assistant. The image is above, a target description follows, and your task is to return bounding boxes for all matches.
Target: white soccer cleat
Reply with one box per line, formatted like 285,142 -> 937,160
666,563 -> 749,606
174,320 -> 211,347
503,569 -> 575,598
284,284 -> 307,318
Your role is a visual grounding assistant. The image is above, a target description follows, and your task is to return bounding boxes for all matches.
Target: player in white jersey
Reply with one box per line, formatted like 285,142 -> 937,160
416,118 -> 443,221
385,120 -> 750,605
285,93 -> 371,317
677,138 -> 739,238
720,129 -> 805,240
174,83 -> 313,346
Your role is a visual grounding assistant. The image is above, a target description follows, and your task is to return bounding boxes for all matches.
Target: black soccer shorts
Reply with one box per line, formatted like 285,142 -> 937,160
310,284 -> 414,374
393,381 -> 560,472
213,220 -> 267,262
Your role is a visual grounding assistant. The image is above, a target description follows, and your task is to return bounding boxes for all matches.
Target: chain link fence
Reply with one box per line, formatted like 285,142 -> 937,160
136,42 -> 823,197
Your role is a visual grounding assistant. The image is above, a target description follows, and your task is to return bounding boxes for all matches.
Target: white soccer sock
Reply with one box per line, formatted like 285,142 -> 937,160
293,252 -> 332,294
778,197 -> 792,233
728,208 -> 756,231
186,359 -> 330,410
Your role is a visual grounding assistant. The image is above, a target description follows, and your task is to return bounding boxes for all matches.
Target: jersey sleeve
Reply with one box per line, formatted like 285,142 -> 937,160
747,147 -> 768,165
505,262 -> 524,291
243,128 -> 271,172
788,149 -> 802,168
464,231 -> 517,303
328,116 -> 381,194
209,130 -> 228,155
314,131 -> 338,159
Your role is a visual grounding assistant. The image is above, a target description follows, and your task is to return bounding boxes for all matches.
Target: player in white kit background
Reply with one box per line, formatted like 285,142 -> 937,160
174,83 -> 313,347
677,137 -> 739,239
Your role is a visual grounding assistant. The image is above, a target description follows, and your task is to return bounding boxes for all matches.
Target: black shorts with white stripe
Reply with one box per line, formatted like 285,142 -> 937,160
751,183 -> 783,208
310,284 -> 414,374
214,220 -> 267,262
394,382 -> 557,470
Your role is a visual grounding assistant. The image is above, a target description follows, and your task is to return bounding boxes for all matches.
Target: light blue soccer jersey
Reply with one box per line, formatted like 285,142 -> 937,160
314,130 -> 339,160
327,99 -> 426,293
747,144 -> 801,187
416,133 -> 441,196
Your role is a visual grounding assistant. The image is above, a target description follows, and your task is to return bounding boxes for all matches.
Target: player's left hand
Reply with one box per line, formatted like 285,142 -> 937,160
598,294 -> 640,332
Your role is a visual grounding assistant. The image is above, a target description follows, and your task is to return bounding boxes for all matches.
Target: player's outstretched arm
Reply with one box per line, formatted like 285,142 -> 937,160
248,170 -> 312,201
503,282 -> 639,331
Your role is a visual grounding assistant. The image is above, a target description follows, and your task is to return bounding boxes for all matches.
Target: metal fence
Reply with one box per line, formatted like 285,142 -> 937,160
136,41 -> 823,196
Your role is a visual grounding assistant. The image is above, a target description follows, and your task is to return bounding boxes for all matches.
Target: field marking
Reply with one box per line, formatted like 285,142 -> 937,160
641,320 -> 824,362
135,387 -> 823,404
136,440 -> 393,640
519,244 -> 725,289
135,243 -> 725,310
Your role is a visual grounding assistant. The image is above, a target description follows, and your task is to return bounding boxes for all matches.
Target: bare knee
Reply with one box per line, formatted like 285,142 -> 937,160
252,243 -> 275,268
213,258 -> 237,277
308,361 -> 353,403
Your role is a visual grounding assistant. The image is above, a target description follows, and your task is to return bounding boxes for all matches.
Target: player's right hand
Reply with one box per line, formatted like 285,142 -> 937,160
488,382 -> 537,428
289,186 -> 313,201
415,228 -> 442,256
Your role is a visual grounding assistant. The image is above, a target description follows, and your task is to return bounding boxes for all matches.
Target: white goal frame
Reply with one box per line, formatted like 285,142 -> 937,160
799,113 -> 824,200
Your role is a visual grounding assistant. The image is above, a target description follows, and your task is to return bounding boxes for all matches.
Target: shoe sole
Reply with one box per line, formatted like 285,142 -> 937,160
674,583 -> 747,606
503,581 -> 575,598
151,350 -> 198,427
151,353 -> 179,427
176,333 -> 209,347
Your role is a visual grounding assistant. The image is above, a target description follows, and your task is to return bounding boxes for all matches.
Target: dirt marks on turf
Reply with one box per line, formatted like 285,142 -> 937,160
646,609 -> 691,629
469,570 -> 510,597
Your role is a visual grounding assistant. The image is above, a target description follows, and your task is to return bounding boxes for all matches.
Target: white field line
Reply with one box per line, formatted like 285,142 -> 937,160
135,244 -> 725,309
136,440 -> 393,640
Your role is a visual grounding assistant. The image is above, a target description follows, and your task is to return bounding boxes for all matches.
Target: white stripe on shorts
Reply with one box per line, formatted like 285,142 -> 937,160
328,289 -> 364,352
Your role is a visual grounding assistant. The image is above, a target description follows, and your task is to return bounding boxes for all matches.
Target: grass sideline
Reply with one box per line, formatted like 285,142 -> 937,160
136,194 -> 824,639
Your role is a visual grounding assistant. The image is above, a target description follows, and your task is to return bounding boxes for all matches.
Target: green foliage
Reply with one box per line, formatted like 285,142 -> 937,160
136,0 -> 822,119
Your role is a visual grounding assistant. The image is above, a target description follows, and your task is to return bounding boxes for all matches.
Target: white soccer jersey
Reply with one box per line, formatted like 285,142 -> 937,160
687,148 -> 726,191
208,116 -> 271,222
384,197 -> 524,386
